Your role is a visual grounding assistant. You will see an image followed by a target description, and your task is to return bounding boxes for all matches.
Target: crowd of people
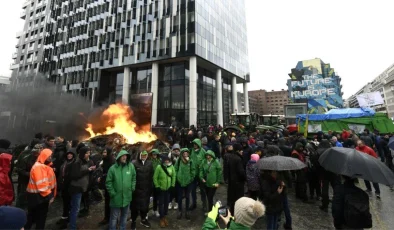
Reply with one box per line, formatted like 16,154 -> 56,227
0,126 -> 393,230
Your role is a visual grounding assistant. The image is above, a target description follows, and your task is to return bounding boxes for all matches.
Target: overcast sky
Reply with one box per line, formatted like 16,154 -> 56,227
1,0 -> 393,99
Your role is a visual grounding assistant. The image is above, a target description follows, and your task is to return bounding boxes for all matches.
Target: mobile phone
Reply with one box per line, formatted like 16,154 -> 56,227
218,207 -> 228,217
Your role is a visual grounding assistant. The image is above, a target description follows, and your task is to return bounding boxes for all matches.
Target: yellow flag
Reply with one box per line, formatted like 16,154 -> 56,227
304,114 -> 309,137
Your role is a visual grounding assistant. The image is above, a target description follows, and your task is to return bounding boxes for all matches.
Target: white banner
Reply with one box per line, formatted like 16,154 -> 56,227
308,124 -> 322,132
348,124 -> 365,134
356,92 -> 384,107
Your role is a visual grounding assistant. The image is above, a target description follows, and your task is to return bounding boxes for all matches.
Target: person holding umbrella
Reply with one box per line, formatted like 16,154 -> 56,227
355,140 -> 381,199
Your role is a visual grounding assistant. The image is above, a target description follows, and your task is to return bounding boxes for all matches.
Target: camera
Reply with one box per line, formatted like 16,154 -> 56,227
216,201 -> 228,218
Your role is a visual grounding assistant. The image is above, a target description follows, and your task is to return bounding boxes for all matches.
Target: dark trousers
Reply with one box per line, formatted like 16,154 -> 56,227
169,184 -> 178,204
191,179 -> 207,207
81,190 -> 90,211
177,183 -> 192,212
321,176 -> 340,208
308,173 -> 321,197
295,182 -> 308,201
61,190 -> 71,218
25,200 -> 50,230
152,187 -> 159,211
266,214 -> 279,230
248,190 -> 259,200
104,188 -> 110,220
16,183 -> 28,209
158,190 -> 170,218
130,197 -> 149,221
282,195 -> 292,227
364,180 -> 380,194
205,186 -> 217,211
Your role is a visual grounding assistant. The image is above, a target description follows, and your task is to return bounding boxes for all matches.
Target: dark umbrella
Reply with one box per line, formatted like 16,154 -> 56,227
319,147 -> 394,185
257,156 -> 307,171
388,136 -> 394,150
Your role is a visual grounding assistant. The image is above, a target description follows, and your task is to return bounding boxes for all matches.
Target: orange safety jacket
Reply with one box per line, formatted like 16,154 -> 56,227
26,149 -> 57,198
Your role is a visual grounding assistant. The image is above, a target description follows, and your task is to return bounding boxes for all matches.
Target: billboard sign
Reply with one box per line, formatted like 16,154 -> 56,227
356,92 -> 384,107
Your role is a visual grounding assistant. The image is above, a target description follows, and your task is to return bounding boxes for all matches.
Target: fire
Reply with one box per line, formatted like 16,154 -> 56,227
85,103 -> 157,144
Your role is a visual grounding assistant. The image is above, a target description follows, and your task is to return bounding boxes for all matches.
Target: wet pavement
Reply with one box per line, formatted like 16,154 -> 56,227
39,182 -> 394,229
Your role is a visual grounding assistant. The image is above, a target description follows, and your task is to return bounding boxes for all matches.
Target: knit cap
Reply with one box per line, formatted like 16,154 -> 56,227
201,137 -> 208,145
234,197 -> 265,228
172,144 -> 181,150
250,154 -> 260,162
0,206 -> 27,230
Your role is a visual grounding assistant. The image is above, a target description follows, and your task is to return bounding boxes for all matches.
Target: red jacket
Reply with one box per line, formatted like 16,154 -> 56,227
356,146 -> 377,158
0,153 -> 14,206
341,130 -> 350,141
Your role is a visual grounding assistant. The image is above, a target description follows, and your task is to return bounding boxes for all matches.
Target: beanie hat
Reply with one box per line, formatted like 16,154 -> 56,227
172,144 -> 180,150
180,148 -> 190,154
161,155 -> 170,162
250,154 -> 260,162
78,146 -> 90,160
234,197 -> 265,228
0,206 -> 27,230
0,139 -> 11,149
201,137 -> 208,145
233,143 -> 243,152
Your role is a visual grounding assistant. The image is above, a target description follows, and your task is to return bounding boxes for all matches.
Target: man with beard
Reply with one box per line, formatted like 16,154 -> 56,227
15,142 -> 42,209
224,143 -> 246,214
130,151 -> 154,230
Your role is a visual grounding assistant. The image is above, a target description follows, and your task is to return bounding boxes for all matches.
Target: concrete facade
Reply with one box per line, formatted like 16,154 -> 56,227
248,89 -> 289,115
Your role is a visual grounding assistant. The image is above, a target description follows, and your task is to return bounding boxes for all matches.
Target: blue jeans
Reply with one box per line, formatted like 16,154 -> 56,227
266,214 -> 279,230
109,205 -> 129,230
69,193 -> 82,230
158,189 -> 170,218
177,183 -> 192,212
282,196 -> 292,227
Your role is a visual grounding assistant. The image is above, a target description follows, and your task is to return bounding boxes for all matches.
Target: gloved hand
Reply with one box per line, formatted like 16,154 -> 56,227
207,201 -> 221,221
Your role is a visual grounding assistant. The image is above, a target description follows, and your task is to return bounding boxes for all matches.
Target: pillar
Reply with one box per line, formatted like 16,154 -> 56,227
243,82 -> 249,113
151,62 -> 159,126
189,56 -> 197,127
232,76 -> 238,113
122,67 -> 130,104
216,69 -> 223,126
91,88 -> 95,109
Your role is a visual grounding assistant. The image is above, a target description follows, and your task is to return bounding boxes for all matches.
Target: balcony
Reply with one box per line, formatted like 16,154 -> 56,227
10,63 -> 20,70
20,10 -> 27,19
12,53 -> 17,59
22,0 -> 30,9
16,31 -> 23,38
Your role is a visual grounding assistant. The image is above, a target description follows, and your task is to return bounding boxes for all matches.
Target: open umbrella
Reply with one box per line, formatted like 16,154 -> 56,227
319,147 -> 394,185
388,136 -> 394,150
257,156 -> 307,171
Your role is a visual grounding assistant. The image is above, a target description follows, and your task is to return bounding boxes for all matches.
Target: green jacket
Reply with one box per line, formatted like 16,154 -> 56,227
175,158 -> 195,187
199,150 -> 222,187
153,164 -> 176,191
190,139 -> 206,176
106,150 -> 136,208
202,218 -> 250,230
151,157 -> 161,173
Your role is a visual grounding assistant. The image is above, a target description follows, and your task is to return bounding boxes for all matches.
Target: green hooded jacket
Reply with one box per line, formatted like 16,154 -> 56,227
201,217 -> 250,230
153,163 -> 176,191
150,149 -> 161,172
199,150 -> 222,188
175,157 -> 196,187
190,139 -> 206,177
106,150 -> 136,208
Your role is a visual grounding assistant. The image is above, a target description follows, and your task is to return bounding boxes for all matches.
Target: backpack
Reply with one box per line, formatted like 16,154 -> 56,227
344,189 -> 372,229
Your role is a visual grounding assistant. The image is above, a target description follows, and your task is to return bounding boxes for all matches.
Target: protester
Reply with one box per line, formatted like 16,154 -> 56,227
190,139 -> 206,211
331,136 -> 343,147
200,150 -> 222,215
261,170 -> 284,230
246,154 -> 261,200
99,148 -> 115,225
150,148 -> 162,217
25,149 -> 56,230
168,144 -> 181,210
0,142 -> 14,206
106,150 -> 136,230
355,140 -> 381,199
174,148 -> 195,219
224,143 -> 246,214
291,142 -> 308,202
153,155 -> 176,228
131,151 -> 154,229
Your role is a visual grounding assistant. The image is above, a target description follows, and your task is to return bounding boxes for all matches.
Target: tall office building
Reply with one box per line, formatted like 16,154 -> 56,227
248,89 -> 289,115
25,0 -> 250,127
287,58 -> 343,114
10,0 -> 52,87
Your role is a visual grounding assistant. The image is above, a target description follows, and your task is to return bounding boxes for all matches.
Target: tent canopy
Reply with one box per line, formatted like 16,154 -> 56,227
296,108 -> 376,121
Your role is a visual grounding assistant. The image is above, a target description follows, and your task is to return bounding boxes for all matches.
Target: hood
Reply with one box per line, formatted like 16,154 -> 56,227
78,146 -> 90,161
116,150 -> 130,162
205,150 -> 216,158
138,151 -> 148,160
66,148 -> 77,159
192,139 -> 202,149
0,139 -> 11,149
180,148 -> 190,155
37,149 -> 53,164
150,149 -> 160,155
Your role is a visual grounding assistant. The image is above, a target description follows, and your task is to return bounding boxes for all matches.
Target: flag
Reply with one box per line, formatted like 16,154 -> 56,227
304,114 -> 309,137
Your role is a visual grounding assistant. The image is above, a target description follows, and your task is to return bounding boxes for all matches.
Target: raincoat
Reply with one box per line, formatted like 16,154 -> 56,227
202,218 -> 249,230
153,163 -> 176,191
150,149 -> 161,172
190,139 -> 206,176
106,150 -> 136,208
174,158 -> 195,187
199,150 -> 222,188
0,153 -> 13,205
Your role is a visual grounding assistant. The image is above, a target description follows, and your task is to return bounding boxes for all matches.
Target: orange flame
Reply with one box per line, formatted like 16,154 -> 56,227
85,103 -> 157,144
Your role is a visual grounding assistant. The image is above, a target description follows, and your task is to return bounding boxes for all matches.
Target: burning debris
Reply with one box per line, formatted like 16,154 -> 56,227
85,103 -> 157,144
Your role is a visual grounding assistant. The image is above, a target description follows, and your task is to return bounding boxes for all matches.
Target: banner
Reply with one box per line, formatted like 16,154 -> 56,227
356,92 -> 384,107
348,124 -> 365,134
308,124 -> 322,133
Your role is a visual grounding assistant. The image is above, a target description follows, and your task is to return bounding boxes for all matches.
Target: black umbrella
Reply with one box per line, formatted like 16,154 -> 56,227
319,147 -> 394,185
257,156 -> 307,171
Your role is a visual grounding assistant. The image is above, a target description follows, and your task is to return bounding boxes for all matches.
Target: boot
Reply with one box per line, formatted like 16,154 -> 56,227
177,212 -> 182,220
185,211 -> 190,220
164,217 -> 169,227
160,218 -> 166,228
